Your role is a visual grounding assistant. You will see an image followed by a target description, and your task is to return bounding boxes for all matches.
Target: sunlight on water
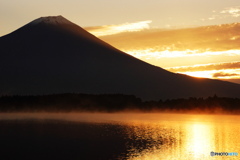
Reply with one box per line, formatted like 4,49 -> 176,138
185,123 -> 213,159
121,114 -> 240,160
0,113 -> 239,160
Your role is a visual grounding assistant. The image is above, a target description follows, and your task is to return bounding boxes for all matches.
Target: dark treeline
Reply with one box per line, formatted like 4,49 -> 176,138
0,93 -> 239,113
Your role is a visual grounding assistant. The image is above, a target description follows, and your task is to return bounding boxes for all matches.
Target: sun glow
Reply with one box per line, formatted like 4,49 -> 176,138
180,71 -> 214,79
122,49 -> 240,80
178,70 -> 240,79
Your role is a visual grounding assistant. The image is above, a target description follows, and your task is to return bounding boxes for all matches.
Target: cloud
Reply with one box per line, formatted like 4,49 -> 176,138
84,22 -> 240,76
166,62 -> 240,79
167,62 -> 240,72
97,22 -> 240,54
220,6 -> 240,17
123,49 -> 240,61
212,72 -> 239,78
85,20 -> 152,36
174,70 -> 240,79
205,6 -> 240,22
207,15 -> 220,20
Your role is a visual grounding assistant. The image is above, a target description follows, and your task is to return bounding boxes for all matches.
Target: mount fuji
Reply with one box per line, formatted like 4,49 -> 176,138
0,16 -> 240,100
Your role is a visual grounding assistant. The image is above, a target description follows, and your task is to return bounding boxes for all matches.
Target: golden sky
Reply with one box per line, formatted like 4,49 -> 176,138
1,0 -> 240,36
83,22 -> 240,83
1,0 -> 240,83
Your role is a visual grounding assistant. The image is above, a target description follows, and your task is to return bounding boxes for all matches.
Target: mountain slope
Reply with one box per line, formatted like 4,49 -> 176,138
0,16 -> 240,100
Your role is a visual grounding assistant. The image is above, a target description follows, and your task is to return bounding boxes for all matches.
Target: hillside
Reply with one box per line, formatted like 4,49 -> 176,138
0,16 -> 240,100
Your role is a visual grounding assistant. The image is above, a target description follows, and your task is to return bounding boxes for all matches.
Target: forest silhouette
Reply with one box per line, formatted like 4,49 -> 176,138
0,93 -> 239,114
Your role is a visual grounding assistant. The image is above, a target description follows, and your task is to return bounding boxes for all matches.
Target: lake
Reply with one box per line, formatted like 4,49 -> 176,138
0,113 -> 239,160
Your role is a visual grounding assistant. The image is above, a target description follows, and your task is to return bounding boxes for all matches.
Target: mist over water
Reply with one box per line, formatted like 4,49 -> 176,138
0,113 -> 239,160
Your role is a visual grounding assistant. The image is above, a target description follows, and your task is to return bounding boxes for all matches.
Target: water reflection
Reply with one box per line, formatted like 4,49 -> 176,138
123,114 -> 240,160
185,123 -> 213,159
0,113 -> 239,160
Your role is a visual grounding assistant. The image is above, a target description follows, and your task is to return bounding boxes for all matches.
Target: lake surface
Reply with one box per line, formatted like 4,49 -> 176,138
0,113 -> 239,160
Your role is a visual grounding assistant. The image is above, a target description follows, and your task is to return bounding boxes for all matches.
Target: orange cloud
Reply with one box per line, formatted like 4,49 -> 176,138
166,62 -> 240,79
97,22 -> 240,53
85,20 -> 152,36
85,22 -> 240,82
169,69 -> 240,79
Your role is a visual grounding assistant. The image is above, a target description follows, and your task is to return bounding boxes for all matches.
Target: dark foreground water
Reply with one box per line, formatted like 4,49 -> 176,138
0,113 -> 240,160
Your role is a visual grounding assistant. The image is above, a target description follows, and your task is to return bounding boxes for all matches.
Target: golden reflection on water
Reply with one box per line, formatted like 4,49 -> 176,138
185,123 -> 213,159
0,113 -> 239,159
125,114 -> 240,160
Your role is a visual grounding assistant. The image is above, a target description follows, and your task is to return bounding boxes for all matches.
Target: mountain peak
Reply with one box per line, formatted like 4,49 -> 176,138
29,15 -> 73,25
1,16 -> 240,100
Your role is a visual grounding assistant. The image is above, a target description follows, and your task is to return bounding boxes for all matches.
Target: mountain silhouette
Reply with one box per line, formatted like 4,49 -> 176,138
0,16 -> 240,100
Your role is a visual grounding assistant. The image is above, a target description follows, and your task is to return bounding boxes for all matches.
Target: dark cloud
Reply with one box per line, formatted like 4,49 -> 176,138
213,72 -> 239,78
84,26 -> 105,31
168,62 -> 240,72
